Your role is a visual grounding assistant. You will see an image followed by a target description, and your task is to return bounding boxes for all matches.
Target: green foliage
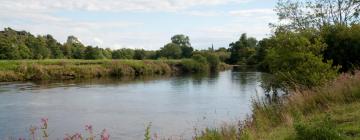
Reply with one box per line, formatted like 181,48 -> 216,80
322,24 -> 360,72
229,33 -> 257,64
144,122 -> 151,140
159,43 -> 182,59
293,115 -> 342,140
206,54 -> 220,71
45,35 -> 63,59
158,34 -> 194,59
112,48 -> 134,59
181,59 -> 209,73
192,54 -> 207,64
84,46 -> 105,60
171,34 -> 194,58
263,31 -> 338,90
134,49 -> 146,60
274,0 -> 359,30
0,59 -> 222,82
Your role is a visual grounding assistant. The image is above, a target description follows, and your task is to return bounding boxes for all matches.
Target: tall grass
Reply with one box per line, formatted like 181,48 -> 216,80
195,70 -> 360,140
0,59 -> 231,82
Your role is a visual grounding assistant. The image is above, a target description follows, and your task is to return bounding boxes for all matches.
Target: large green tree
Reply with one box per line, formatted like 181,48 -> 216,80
159,43 -> 182,59
263,31 -> 338,91
45,35 -> 63,59
112,48 -> 135,59
274,0 -> 360,30
229,33 -> 257,64
321,24 -> 360,72
171,34 -> 194,58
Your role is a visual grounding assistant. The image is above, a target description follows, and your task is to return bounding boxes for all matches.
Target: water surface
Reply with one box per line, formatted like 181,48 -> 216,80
0,70 -> 265,139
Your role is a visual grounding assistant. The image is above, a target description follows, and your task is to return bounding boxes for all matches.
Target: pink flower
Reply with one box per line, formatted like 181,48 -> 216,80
85,124 -> 93,134
41,118 -> 48,129
100,129 -> 110,140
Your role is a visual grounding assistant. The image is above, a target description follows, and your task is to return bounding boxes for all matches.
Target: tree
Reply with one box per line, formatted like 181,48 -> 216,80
274,0 -> 360,30
321,24 -> 360,72
171,34 -> 194,58
17,44 -> 31,59
159,43 -> 182,59
112,48 -> 135,59
26,36 -> 50,59
263,31 -> 338,91
229,33 -> 257,64
84,46 -> 104,60
45,35 -> 63,59
63,36 -> 85,59
133,49 -> 146,60
102,48 -> 112,59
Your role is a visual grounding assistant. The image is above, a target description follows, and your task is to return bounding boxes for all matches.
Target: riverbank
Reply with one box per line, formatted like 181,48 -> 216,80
0,59 -> 231,82
195,71 -> 360,140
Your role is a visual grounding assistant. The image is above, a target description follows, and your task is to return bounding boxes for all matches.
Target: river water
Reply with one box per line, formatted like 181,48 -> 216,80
0,70 -> 265,139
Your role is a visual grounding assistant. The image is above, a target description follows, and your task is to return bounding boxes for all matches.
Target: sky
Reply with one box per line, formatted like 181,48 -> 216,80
0,0 -> 278,50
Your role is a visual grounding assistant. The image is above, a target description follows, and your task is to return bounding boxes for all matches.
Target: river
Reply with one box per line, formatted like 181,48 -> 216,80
0,70 -> 265,139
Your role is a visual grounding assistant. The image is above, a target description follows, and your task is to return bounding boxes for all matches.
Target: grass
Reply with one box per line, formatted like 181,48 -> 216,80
195,70 -> 360,140
0,59 -> 230,82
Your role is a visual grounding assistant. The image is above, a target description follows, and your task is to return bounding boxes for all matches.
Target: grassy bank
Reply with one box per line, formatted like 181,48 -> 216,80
0,59 -> 231,82
196,71 -> 360,140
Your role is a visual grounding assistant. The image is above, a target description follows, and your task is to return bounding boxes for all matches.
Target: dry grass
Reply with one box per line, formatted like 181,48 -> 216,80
195,71 -> 360,140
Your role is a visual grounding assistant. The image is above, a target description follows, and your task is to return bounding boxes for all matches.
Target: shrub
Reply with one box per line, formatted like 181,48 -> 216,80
293,115 -> 342,140
206,54 -> 220,71
263,31 -> 338,91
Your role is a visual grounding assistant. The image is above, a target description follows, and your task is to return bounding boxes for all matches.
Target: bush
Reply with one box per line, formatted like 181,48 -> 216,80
206,54 -> 220,71
263,31 -> 338,90
181,59 -> 209,73
293,115 -> 342,140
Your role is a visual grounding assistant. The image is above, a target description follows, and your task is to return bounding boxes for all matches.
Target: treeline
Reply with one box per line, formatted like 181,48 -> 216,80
224,0 -> 360,91
0,29 -> 230,62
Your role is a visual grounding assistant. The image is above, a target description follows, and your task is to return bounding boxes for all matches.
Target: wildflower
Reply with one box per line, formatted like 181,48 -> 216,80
29,125 -> 37,140
85,125 -> 93,134
40,118 -> 49,140
64,133 -> 83,140
100,129 -> 110,140
41,118 -> 48,129
85,125 -> 95,140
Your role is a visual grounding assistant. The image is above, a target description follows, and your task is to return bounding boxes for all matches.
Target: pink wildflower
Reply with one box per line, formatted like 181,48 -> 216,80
41,118 -> 48,129
100,129 -> 110,140
85,124 -> 93,134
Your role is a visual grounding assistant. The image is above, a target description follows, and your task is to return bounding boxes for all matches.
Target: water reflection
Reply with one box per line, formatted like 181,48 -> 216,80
0,70 -> 265,139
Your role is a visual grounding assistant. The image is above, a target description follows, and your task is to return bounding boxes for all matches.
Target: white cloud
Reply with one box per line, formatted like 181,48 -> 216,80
183,11 -> 224,17
0,0 -> 248,12
93,37 -> 104,46
0,0 -> 276,50
229,8 -> 275,17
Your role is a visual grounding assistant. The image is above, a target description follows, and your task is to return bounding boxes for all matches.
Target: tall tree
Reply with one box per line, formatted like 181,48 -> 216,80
133,49 -> 146,60
171,34 -> 194,58
45,35 -> 63,59
229,33 -> 257,64
159,43 -> 182,59
274,0 -> 360,30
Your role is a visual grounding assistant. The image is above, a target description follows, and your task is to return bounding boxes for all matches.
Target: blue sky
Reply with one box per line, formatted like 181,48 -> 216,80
0,0 -> 278,50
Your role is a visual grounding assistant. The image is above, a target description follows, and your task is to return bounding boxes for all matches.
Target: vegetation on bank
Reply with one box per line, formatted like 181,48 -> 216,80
194,0 -> 360,139
195,71 -> 360,140
0,58 -> 230,82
